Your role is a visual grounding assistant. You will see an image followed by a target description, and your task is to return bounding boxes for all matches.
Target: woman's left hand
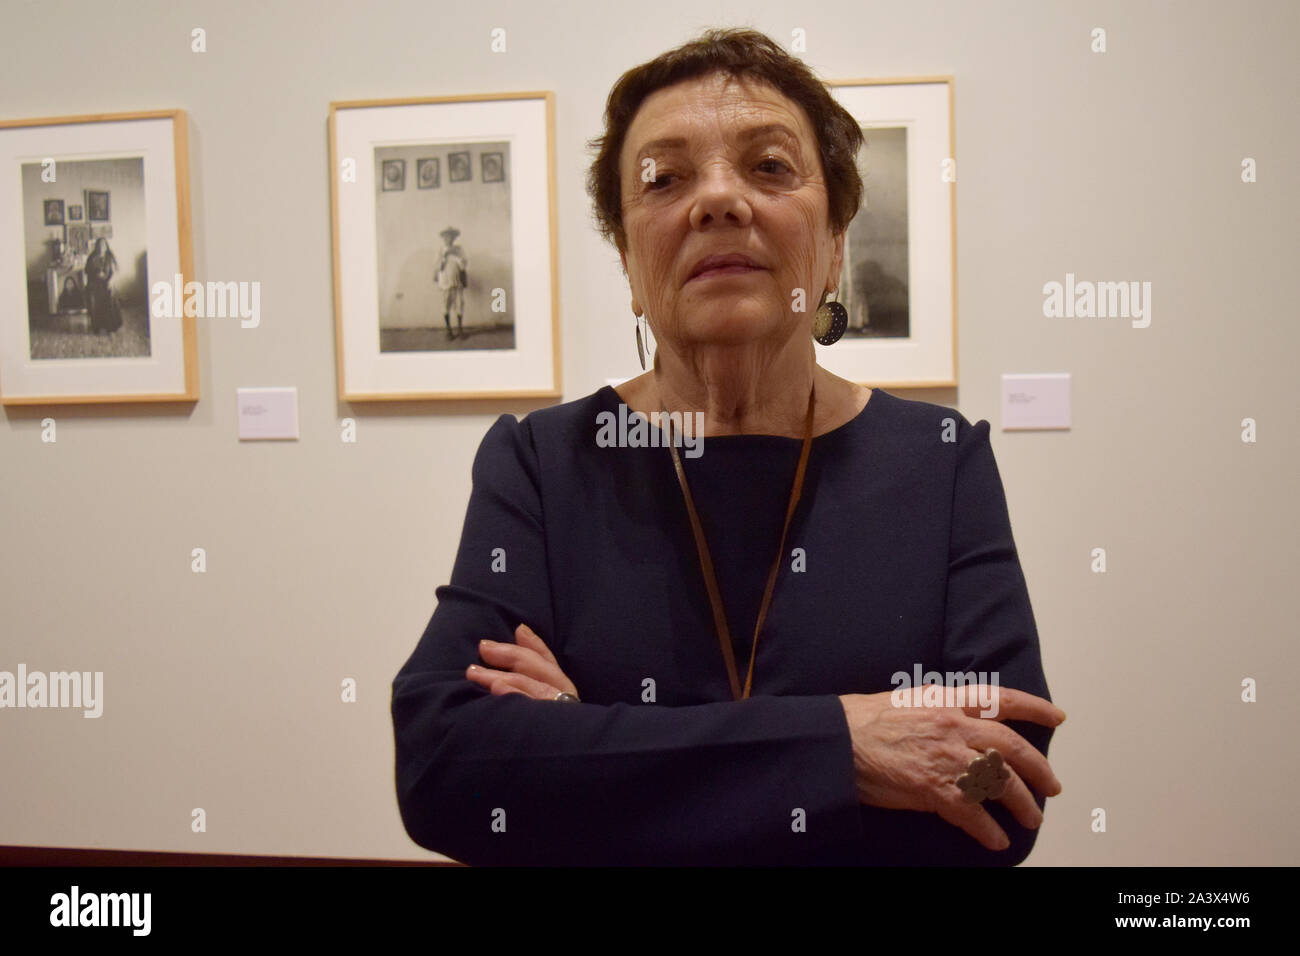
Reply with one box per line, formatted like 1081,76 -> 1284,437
466,623 -> 580,702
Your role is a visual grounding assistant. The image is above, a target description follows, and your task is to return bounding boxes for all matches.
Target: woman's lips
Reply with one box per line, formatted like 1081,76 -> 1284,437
688,265 -> 766,282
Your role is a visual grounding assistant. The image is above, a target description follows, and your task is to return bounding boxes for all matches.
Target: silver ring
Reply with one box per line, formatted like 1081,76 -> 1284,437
956,748 -> 1011,803
553,691 -> 580,703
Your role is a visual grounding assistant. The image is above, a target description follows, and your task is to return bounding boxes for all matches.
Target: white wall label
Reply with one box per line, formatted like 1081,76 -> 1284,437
1000,374 -> 1071,430
237,387 -> 300,440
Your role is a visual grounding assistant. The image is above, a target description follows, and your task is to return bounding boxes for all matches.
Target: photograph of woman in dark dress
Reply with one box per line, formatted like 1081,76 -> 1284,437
84,237 -> 123,334
56,276 -> 84,313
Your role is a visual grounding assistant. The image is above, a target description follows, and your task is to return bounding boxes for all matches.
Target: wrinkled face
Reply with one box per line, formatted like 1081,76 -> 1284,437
618,71 -> 842,351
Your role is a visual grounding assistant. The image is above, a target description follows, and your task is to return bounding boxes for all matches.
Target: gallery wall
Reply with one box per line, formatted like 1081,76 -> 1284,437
1,0 -> 1297,866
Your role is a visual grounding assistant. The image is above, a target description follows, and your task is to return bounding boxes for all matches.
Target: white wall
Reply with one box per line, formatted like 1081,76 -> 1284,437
1,0 -> 1296,864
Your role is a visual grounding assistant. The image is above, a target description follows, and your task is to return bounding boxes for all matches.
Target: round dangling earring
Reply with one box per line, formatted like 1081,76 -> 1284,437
812,291 -> 848,346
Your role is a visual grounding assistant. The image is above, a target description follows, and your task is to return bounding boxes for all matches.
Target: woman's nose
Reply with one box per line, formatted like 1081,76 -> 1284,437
688,163 -> 753,231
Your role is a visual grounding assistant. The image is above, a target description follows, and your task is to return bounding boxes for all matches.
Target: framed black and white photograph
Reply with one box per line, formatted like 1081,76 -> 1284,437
86,189 -> 110,221
329,92 -> 560,399
447,150 -> 471,183
68,203 -> 82,221
67,223 -> 89,254
381,158 -> 405,191
480,151 -> 504,183
43,199 -> 64,226
0,109 -> 197,405
822,77 -> 956,388
416,157 -> 439,189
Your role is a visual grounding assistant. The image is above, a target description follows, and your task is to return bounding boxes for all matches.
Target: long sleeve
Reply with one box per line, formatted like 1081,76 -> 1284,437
392,414 -> 864,866
932,414 -> 1056,864
822,410 -> 1057,866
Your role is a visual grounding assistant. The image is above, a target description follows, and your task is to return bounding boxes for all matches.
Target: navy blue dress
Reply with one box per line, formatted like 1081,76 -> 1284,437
392,385 -> 1055,865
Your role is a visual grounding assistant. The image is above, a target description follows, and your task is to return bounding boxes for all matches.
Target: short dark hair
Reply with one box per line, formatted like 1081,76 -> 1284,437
586,27 -> 864,255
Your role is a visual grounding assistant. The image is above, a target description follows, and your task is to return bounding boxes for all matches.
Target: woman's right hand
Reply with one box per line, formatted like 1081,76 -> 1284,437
837,687 -> 1065,851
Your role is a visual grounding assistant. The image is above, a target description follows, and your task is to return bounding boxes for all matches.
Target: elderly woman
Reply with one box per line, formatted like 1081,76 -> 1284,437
392,27 -> 1064,866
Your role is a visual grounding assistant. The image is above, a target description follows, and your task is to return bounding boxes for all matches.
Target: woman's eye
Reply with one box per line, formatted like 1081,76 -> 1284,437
756,157 -> 792,175
646,173 -> 677,191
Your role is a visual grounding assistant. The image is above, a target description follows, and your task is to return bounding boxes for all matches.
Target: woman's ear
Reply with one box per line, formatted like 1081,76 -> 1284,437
828,230 -> 845,291
619,244 -> 642,314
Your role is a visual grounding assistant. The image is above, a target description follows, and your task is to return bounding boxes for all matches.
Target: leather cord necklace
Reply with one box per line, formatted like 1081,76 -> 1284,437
662,383 -> 817,701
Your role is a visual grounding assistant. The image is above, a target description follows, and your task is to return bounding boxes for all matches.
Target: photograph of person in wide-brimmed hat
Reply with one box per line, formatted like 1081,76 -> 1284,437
435,226 -> 468,339
373,141 -> 516,354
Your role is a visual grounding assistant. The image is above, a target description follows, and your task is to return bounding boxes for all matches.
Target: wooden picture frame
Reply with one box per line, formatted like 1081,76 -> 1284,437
329,92 -> 561,400
822,77 -> 957,388
0,109 -> 197,405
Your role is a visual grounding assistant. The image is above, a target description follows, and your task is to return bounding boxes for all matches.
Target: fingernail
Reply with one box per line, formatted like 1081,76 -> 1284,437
1057,710 -> 1067,724
480,639 -> 494,647
997,836 -> 1010,850
467,664 -> 479,672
